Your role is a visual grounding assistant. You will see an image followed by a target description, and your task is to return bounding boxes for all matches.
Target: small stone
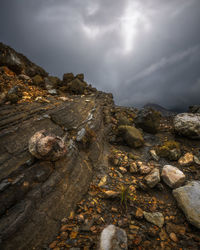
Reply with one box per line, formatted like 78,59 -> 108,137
48,89 -> 57,95
135,207 -> 143,219
103,190 -> 119,198
150,149 -> 159,161
148,227 -> 158,237
113,158 -> 119,166
129,225 -> 139,232
98,175 -> 107,187
143,211 -> 164,228
119,166 -> 127,174
169,232 -> 178,242
129,162 -> 138,173
194,155 -> 200,165
77,214 -> 84,222
159,228 -> 168,241
49,241 -> 58,248
139,164 -> 151,174
178,153 -> 194,166
60,231 -> 68,240
145,168 -> 160,188
161,165 -> 185,188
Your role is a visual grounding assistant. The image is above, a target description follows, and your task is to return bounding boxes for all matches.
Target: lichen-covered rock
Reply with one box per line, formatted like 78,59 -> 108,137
67,78 -> 87,94
118,125 -> 144,148
161,165 -> 185,188
174,113 -> 200,139
6,85 -> 22,104
44,76 -> 61,90
32,74 -> 44,87
156,140 -> 181,161
135,108 -> 161,134
173,181 -> 200,229
99,224 -> 127,250
29,130 -> 67,161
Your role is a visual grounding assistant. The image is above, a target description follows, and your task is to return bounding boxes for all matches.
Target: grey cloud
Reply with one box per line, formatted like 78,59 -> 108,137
0,0 -> 200,111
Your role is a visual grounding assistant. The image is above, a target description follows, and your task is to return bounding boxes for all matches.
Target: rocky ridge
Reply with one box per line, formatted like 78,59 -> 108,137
0,43 -> 200,250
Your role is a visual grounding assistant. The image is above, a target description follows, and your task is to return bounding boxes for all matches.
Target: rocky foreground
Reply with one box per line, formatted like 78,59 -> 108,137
0,43 -> 200,250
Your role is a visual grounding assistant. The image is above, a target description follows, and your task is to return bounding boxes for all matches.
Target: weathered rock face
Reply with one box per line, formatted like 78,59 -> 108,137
0,42 -> 48,77
174,113 -> 200,139
161,165 -> 185,188
118,125 -> 144,148
0,92 -> 113,250
99,225 -> 127,250
173,181 -> 200,229
135,108 -> 161,134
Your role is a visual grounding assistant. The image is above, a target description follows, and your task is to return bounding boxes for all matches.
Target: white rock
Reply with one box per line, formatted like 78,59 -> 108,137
99,224 -> 127,250
174,113 -> 200,139
161,165 -> 185,188
143,211 -> 164,228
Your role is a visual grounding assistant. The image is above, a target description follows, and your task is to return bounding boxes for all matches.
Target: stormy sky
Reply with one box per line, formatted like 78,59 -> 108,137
0,0 -> 200,110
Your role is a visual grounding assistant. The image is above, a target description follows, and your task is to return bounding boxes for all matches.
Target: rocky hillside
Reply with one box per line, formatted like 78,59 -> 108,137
0,43 -> 200,250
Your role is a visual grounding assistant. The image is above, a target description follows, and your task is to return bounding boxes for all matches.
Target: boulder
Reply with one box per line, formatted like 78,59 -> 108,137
99,225 -> 127,250
44,76 -> 61,90
66,78 -> 87,94
63,72 -> 74,84
156,140 -> 181,161
76,73 -> 84,81
118,125 -> 144,148
174,113 -> 200,139
145,168 -> 160,188
32,74 -> 44,87
188,105 -> 200,114
173,181 -> 200,229
135,108 -> 161,134
161,165 -> 185,188
29,130 -> 67,161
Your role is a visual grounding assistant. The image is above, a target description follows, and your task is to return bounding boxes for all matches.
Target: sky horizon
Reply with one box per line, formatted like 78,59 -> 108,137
1,0 -> 200,111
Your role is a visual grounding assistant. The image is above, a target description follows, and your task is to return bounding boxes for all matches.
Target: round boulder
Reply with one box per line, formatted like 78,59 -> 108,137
173,113 -> 200,139
29,130 -> 67,161
135,108 -> 161,134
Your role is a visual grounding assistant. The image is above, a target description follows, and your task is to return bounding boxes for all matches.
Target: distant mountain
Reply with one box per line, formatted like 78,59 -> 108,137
143,103 -> 178,116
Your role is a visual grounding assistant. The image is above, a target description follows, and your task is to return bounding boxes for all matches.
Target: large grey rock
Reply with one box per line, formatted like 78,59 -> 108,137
99,225 -> 127,250
161,165 -> 185,188
174,113 -> 200,139
173,181 -> 200,229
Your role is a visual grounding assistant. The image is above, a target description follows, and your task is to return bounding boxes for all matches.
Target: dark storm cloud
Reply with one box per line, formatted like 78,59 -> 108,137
0,0 -> 200,110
